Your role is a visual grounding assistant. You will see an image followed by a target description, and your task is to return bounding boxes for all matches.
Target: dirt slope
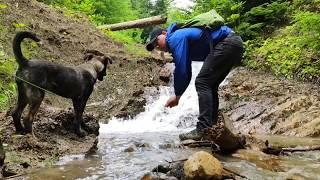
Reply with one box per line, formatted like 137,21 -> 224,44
0,0 -> 166,176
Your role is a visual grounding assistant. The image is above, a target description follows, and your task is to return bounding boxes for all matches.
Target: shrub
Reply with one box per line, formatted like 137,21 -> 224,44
248,11 -> 320,80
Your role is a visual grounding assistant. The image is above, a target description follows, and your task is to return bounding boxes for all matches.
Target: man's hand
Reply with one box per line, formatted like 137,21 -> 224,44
165,96 -> 181,108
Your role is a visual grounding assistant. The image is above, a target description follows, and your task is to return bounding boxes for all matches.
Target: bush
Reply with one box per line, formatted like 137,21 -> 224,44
247,11 -> 320,80
237,1 -> 290,40
293,0 -> 320,12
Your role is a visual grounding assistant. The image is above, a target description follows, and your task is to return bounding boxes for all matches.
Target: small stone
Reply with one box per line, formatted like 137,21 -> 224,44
123,145 -> 136,152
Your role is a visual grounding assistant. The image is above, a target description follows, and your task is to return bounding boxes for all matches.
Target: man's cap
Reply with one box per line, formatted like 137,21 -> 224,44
146,27 -> 163,51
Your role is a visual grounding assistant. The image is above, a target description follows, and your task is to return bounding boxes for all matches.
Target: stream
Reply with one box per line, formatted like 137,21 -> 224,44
28,62 -> 320,180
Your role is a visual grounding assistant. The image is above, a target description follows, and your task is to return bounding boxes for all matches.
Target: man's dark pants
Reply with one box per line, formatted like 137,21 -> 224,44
195,34 -> 244,130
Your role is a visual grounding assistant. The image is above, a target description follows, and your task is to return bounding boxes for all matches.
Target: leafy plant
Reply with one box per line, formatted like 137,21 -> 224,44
247,11 -> 320,80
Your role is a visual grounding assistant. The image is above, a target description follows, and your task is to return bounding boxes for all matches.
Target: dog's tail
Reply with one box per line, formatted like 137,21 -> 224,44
13,31 -> 40,67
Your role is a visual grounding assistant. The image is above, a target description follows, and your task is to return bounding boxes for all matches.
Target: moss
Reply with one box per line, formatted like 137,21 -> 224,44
43,152 -> 59,167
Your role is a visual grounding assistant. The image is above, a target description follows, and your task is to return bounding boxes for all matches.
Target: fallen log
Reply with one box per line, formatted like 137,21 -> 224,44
253,134 -> 320,148
98,15 -> 167,31
263,145 -> 320,155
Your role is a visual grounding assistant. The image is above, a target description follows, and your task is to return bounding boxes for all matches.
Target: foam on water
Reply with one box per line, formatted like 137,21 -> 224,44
99,62 -> 204,134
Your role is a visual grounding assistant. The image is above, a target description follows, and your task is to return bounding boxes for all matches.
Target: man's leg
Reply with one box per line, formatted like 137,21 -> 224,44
179,35 -> 243,141
196,37 -> 244,130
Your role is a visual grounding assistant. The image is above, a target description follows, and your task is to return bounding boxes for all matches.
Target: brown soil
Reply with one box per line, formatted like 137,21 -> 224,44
0,106 -> 99,175
0,0 -> 166,176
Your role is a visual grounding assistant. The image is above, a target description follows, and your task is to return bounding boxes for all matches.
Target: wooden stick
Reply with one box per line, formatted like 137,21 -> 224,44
98,15 -> 167,31
223,167 -> 250,180
5,173 -> 27,179
165,158 -> 188,164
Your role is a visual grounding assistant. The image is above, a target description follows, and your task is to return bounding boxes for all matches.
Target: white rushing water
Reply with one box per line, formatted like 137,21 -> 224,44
99,62 -> 204,134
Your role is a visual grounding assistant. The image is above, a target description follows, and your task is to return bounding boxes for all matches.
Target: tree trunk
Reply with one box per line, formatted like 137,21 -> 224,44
98,15 -> 167,31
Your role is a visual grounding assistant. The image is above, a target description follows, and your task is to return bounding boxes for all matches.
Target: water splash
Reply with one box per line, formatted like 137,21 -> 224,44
100,62 -> 204,134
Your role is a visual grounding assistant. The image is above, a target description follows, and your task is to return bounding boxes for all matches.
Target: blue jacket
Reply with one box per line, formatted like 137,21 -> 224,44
166,23 -> 232,96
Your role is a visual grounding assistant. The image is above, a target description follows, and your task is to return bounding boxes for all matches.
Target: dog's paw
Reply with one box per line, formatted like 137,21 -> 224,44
15,130 -> 26,135
23,126 -> 32,134
76,127 -> 88,137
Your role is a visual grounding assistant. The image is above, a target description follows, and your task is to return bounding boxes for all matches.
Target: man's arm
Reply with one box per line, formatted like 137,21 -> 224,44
171,35 -> 192,96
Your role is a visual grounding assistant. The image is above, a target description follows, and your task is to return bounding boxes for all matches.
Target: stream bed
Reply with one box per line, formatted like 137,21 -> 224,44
27,62 -> 320,179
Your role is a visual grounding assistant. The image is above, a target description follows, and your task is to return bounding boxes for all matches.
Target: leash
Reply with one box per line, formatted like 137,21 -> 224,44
14,75 -> 57,95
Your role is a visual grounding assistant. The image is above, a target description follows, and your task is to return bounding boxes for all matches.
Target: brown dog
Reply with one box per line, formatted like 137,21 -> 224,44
11,31 -> 112,137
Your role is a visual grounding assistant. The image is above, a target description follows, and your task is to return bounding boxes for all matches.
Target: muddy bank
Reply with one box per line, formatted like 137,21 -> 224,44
0,106 -> 99,176
221,67 -> 320,137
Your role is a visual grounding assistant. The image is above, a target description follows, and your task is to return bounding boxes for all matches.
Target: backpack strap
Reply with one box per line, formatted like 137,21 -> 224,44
203,28 -> 214,53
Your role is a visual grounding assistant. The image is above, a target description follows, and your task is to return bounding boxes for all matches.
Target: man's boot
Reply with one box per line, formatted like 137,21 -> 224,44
179,129 -> 203,141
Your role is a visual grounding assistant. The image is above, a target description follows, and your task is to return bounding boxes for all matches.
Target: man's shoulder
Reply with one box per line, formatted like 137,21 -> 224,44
168,27 -> 202,40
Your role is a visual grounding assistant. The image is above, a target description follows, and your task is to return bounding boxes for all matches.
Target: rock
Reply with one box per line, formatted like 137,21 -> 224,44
158,143 -> 172,149
167,162 -> 185,179
133,141 -> 150,148
0,140 -> 5,167
184,151 -> 223,180
152,164 -> 171,173
141,172 -> 178,180
123,145 -> 136,152
0,139 -> 5,178
132,89 -> 144,97
159,63 -> 173,82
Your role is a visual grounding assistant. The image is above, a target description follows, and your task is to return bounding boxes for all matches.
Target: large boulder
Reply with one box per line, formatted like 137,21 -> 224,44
184,151 -> 223,180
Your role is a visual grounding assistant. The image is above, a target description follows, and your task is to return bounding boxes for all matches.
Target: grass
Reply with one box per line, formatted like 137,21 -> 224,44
103,30 -> 150,57
0,44 -> 17,111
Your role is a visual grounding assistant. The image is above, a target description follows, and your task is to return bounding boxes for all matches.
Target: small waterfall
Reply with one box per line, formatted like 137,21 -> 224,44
100,62 -> 204,134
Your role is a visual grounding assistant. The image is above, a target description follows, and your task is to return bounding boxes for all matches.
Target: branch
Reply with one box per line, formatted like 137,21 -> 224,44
98,15 -> 167,31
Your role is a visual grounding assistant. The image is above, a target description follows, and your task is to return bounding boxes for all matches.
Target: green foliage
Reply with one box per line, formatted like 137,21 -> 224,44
0,20 -> 41,110
167,8 -> 192,25
43,151 -> 60,167
247,11 -> 320,80
0,46 -> 16,110
90,0 -> 138,24
104,30 -> 149,57
292,0 -> 320,11
0,4 -> 8,9
293,11 -> 320,50
237,1 -> 290,40
243,39 -> 263,69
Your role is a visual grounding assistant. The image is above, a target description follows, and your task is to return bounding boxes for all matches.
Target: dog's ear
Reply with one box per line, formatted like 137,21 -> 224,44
104,56 -> 112,65
85,49 -> 105,56
83,53 -> 94,61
